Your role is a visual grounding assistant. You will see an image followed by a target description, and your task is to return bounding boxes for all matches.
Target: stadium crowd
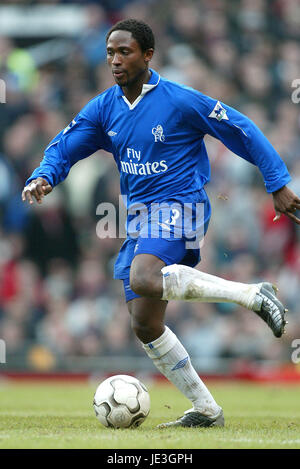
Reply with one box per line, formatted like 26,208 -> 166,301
0,0 -> 300,372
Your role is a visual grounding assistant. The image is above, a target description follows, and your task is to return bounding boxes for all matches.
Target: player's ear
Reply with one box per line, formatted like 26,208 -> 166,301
144,48 -> 154,64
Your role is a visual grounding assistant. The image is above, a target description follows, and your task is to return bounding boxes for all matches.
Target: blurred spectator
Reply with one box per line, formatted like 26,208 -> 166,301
0,37 -> 38,93
24,191 -> 79,274
77,4 -> 111,68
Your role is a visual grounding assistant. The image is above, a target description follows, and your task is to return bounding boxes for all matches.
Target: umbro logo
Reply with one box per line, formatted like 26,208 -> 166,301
108,130 -> 117,137
171,356 -> 189,371
158,222 -> 171,231
63,119 -> 76,135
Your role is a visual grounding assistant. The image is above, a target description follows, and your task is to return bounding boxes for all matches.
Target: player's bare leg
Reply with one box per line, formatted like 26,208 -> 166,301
130,255 -> 287,338
127,296 -> 224,428
129,296 -> 165,344
130,254 -> 164,300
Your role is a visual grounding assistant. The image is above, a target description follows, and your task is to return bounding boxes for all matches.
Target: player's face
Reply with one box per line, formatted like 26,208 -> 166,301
107,30 -> 153,87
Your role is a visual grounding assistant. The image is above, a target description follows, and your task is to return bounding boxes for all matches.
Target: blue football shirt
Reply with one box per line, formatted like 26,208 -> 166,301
26,68 -> 291,206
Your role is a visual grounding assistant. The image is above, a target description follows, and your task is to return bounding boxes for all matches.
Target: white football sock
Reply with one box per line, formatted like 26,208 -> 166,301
142,326 -> 221,417
161,264 -> 259,310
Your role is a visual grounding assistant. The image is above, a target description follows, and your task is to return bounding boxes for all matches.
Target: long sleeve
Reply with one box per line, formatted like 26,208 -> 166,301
182,90 -> 291,193
26,96 -> 112,188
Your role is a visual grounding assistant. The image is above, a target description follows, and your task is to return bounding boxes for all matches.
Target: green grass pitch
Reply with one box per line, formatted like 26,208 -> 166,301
0,380 -> 300,449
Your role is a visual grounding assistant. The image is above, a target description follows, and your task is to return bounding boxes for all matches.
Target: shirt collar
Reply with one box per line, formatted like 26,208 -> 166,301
115,68 -> 160,97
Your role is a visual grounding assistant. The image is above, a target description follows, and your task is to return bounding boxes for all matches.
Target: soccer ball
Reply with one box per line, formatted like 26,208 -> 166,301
93,374 -> 150,429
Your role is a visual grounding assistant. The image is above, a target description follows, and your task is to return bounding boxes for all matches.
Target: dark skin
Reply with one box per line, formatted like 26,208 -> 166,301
272,186 -> 300,223
22,30 -> 300,344
106,29 -> 154,103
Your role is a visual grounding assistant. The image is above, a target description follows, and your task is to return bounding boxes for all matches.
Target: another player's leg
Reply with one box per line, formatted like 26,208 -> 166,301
127,295 -> 224,428
130,256 -> 287,338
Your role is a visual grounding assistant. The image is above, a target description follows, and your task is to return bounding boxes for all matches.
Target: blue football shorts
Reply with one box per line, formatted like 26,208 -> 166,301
114,189 -> 211,302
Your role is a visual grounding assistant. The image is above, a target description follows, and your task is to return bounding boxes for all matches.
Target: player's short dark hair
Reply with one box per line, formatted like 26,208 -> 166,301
106,19 -> 155,52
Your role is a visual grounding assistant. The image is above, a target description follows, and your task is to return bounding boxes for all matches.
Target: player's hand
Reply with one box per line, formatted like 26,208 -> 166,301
22,177 -> 53,205
272,185 -> 300,224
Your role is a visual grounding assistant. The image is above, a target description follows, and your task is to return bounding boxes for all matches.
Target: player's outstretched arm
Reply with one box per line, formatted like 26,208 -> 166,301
182,91 -> 292,194
22,96 -> 109,203
22,177 -> 53,205
272,185 -> 300,225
